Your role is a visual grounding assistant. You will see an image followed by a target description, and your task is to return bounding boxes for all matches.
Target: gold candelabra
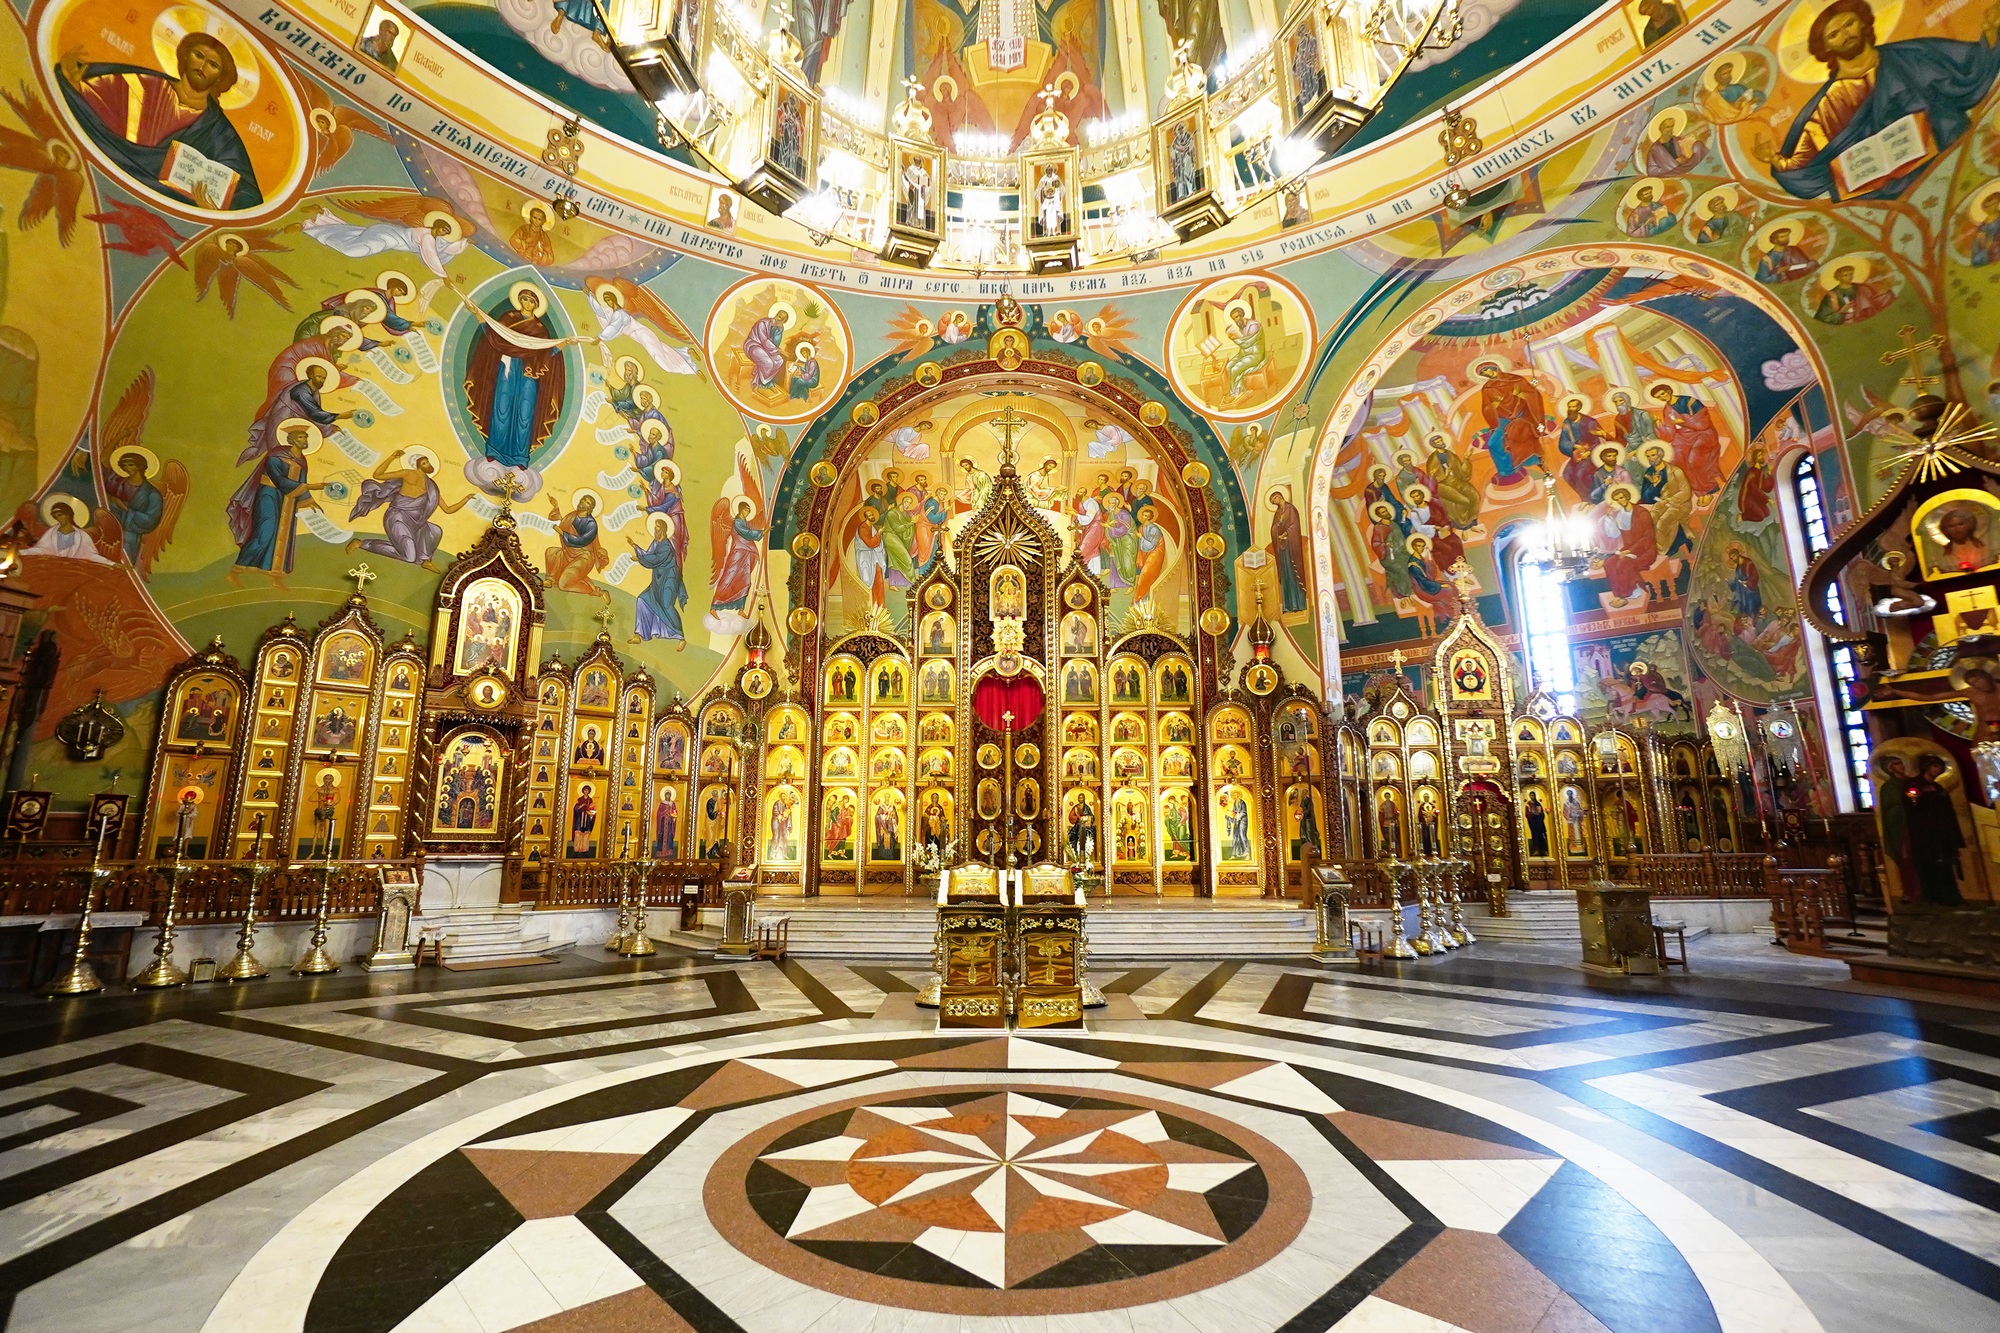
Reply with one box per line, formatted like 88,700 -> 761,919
1448,858 -> 1474,945
42,813 -> 117,996
1426,862 -> 1458,951
293,816 -> 341,975
608,825 -> 635,952
1384,861 -> 1419,959
218,834 -> 271,982
133,800 -> 196,989
1411,862 -> 1435,956
623,839 -> 657,958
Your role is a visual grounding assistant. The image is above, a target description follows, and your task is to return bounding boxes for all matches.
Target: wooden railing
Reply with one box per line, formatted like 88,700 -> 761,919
527,860 -> 727,911
1345,862 -> 1396,908
0,858 -> 406,923
1770,856 -> 1851,954
1630,852 -> 1771,898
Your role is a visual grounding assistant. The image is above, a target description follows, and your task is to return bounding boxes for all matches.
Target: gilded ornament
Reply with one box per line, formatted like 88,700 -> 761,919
1181,461 -> 1211,488
787,607 -> 819,635
1141,400 -> 1169,427
1077,361 -> 1104,386
852,401 -> 880,426
1200,606 -> 1231,636
789,532 -> 822,559
1195,532 -> 1226,560
809,460 -> 838,487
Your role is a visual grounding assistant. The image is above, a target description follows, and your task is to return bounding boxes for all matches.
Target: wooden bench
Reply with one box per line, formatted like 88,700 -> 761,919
1351,921 -> 1384,965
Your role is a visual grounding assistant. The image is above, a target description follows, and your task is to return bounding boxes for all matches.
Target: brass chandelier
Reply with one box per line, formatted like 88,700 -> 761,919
598,0 -> 1463,273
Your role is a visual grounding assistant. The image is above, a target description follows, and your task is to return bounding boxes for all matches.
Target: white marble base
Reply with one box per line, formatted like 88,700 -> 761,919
422,856 -> 506,912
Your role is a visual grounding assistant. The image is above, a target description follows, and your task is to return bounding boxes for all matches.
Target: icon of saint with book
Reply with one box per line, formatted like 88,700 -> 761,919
1760,0 -> 2000,201
56,28 -> 263,211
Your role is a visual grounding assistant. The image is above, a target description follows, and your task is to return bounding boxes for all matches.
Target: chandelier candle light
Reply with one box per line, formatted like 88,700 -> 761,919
599,0 -> 1462,273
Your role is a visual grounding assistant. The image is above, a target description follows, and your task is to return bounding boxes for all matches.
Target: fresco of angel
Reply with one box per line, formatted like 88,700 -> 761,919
0,86 -> 84,244
96,371 -> 188,579
186,227 -> 300,315
706,451 -> 767,635
586,277 -> 701,376
301,196 -> 472,276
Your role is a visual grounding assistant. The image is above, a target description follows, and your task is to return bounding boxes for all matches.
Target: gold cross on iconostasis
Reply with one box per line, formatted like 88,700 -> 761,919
346,563 -> 377,596
990,403 -> 1028,470
1880,323 -> 1945,389
593,604 -> 616,637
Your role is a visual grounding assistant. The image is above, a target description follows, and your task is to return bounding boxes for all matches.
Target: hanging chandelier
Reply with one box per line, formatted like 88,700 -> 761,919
605,0 -> 1462,273
1524,477 -> 1594,582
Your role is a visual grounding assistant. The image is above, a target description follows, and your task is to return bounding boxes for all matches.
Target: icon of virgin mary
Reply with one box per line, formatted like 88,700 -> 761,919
463,282 -> 572,469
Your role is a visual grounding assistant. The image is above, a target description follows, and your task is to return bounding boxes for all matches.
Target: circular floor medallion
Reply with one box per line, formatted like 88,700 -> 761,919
704,1083 -> 1308,1314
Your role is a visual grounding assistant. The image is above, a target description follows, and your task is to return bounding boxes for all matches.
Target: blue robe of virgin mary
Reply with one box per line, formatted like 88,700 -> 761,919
464,304 -> 565,468
1774,36 -> 2000,200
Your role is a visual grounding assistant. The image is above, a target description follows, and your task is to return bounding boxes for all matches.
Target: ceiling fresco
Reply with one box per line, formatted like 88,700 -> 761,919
0,0 -> 1989,807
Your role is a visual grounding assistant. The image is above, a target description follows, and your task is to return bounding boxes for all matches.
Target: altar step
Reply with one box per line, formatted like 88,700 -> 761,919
755,901 -> 1317,960
1465,893 -> 1582,945
1087,906 -> 1316,959
418,908 -> 553,962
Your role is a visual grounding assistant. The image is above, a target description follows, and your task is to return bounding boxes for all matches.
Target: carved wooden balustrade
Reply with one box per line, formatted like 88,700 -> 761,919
1768,856 -> 1852,955
1630,852 -> 1772,898
1344,862 -> 1401,909
0,859 -> 406,923
529,860 -> 728,911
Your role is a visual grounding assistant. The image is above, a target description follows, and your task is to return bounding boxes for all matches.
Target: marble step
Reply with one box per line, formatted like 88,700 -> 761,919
757,904 -> 1317,959
1466,896 -> 1582,943
420,909 -> 552,961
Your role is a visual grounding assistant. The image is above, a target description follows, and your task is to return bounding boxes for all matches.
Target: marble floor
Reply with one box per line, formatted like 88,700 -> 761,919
1,935 -> 1997,1332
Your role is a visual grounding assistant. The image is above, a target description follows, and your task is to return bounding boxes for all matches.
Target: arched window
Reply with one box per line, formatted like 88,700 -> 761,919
1514,552 -> 1576,713
1790,451 -> 1872,809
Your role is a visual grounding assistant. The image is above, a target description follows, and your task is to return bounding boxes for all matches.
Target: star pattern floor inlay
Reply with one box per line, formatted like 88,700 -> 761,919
736,1088 -> 1271,1290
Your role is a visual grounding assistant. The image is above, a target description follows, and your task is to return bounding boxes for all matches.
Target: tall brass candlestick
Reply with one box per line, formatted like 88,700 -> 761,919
1383,861 -> 1419,960
218,823 -> 271,982
43,813 -> 116,996
624,825 -> 656,958
293,817 -> 341,975
608,825 -> 634,952
133,798 -> 197,988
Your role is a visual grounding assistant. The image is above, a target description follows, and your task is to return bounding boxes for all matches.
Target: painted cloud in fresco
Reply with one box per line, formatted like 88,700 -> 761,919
496,0 -> 631,91
1760,350 -> 1814,392
1407,0 -> 1523,71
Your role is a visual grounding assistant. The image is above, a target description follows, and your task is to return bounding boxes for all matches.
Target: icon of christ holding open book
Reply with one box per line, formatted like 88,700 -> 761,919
1762,0 -> 2000,201
56,30 -> 263,211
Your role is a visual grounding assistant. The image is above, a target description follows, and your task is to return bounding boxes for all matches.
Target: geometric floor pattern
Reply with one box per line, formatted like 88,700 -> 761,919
1,939 -> 1998,1331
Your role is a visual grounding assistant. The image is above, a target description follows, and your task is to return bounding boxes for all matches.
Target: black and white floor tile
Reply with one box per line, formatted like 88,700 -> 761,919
0,937 -> 1997,1331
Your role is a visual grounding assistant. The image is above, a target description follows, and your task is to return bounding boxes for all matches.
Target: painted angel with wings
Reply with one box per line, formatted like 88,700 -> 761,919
705,450 -> 766,633
95,370 -> 187,579
185,226 -> 299,316
0,86 -> 83,244
302,81 -> 393,179
301,196 -> 472,276
586,277 -> 701,376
